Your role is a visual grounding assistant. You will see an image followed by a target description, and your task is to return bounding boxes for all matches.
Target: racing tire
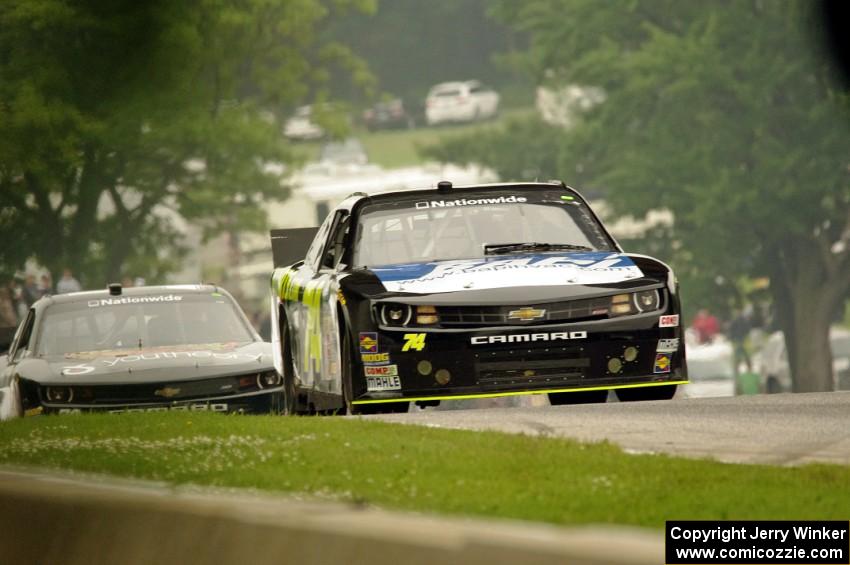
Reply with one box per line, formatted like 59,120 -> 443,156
548,389 -> 608,405
615,384 -> 677,402
280,322 -> 298,415
340,326 -> 410,415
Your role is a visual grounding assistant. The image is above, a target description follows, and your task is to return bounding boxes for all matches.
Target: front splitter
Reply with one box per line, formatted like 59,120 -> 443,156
352,380 -> 689,405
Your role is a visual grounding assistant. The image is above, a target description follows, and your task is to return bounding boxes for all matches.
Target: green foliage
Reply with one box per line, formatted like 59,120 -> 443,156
422,1 -> 850,388
325,0 -> 529,106
0,0 -> 373,286
2,412 -> 849,527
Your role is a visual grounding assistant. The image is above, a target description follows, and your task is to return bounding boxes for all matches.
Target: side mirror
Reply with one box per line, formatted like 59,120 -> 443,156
0,326 -> 15,355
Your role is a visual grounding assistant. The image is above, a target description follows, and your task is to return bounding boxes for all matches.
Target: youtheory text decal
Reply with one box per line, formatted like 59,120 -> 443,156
60,350 -> 263,376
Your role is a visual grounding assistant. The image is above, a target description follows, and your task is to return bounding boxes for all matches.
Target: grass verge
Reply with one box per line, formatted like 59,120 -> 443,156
1,412 -> 847,529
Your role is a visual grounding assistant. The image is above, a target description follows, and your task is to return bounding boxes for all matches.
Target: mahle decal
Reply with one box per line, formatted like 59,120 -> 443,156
366,375 -> 401,392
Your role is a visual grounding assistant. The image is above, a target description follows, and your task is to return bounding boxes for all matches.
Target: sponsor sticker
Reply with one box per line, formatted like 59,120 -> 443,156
86,294 -> 184,308
366,376 -> 402,392
654,353 -> 672,374
470,331 -> 587,345
656,338 -> 680,353
414,195 -> 527,210
402,333 -> 427,352
372,252 -> 644,294
364,364 -> 398,377
361,352 -> 390,365
359,332 -> 378,353
659,314 -> 679,328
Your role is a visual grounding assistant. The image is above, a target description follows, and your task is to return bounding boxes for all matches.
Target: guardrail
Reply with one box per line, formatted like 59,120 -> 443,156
0,468 -> 662,565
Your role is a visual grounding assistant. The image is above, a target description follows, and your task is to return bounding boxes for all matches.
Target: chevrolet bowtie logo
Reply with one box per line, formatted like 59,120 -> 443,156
507,307 -> 546,321
154,386 -> 181,398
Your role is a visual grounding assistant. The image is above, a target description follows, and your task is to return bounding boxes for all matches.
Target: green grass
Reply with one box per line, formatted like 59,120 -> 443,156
294,107 -> 535,169
1,412 -> 847,529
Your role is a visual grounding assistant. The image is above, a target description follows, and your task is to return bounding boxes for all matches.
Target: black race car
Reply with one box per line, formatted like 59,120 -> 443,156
0,284 -> 280,419
270,181 -> 687,415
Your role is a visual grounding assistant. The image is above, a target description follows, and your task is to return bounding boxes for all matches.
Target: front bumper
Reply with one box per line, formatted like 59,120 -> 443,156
26,388 -> 282,416
351,311 -> 687,404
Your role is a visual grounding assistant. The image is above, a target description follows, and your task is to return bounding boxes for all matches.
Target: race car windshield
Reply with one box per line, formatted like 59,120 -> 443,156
35,293 -> 255,356
353,191 -> 615,267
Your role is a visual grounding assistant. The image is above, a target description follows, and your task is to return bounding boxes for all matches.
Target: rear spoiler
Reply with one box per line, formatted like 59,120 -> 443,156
270,227 -> 319,268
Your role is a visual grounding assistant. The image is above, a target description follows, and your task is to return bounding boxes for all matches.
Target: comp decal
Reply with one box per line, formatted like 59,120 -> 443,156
653,353 -> 672,374
364,364 -> 398,377
471,331 -> 587,345
656,338 -> 680,353
371,253 -> 643,293
659,314 -> 679,328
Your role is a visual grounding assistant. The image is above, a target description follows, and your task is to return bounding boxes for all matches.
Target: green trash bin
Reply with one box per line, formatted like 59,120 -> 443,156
736,372 -> 760,395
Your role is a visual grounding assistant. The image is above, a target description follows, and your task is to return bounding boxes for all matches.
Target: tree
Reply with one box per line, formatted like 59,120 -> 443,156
424,0 -> 850,392
0,0 -> 374,286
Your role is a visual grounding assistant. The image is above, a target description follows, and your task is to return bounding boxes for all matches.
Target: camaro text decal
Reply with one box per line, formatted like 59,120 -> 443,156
470,331 -> 587,345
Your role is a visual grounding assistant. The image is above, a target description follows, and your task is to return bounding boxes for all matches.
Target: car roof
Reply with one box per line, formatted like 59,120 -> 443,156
32,284 -> 225,310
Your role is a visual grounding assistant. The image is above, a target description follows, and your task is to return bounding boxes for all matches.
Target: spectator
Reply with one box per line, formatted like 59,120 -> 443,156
121,277 -> 134,288
691,308 -> 720,344
39,273 -> 53,297
22,275 -> 40,307
6,280 -> 26,321
728,306 -> 753,377
0,285 -> 17,326
56,268 -> 82,294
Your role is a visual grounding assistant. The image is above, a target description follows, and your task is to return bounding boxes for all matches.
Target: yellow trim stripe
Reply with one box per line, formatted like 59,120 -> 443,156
352,380 -> 689,405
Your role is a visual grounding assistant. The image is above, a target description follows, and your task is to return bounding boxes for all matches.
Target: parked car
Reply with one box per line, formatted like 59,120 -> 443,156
0,284 -> 280,419
318,138 -> 368,166
425,81 -> 499,126
756,327 -> 850,393
362,98 -> 414,131
269,180 -> 687,415
283,105 -> 325,141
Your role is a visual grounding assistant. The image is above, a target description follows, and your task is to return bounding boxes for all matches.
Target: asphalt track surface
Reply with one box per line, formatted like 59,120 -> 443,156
373,392 -> 850,466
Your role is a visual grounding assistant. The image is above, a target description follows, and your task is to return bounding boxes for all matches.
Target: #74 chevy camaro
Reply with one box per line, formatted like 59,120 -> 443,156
0,284 -> 280,419
269,181 -> 687,415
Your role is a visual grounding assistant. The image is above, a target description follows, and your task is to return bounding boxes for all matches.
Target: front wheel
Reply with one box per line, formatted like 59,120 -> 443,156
615,385 -> 677,402
548,389 -> 608,405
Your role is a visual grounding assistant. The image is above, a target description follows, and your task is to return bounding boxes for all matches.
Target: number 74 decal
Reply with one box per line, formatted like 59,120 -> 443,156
402,333 -> 426,351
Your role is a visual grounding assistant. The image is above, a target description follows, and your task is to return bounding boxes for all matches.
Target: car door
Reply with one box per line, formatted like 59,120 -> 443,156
283,214 -> 333,391
285,210 -> 349,396
309,210 -> 351,395
1,309 -> 35,419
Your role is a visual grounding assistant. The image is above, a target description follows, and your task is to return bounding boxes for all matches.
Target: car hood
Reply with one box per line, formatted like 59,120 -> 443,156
368,252 -> 646,295
16,341 -> 273,386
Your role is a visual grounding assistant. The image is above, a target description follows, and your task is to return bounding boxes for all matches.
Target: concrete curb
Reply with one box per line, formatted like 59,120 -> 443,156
0,469 -> 663,565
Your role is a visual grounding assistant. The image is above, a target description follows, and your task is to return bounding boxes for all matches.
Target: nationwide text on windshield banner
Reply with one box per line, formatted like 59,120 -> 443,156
666,521 -> 849,564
